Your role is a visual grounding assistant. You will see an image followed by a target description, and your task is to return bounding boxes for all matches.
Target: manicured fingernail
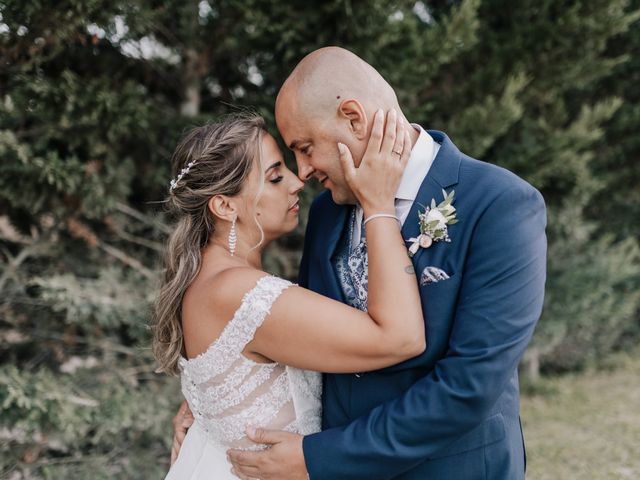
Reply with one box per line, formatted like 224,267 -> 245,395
247,425 -> 256,436
337,142 -> 346,154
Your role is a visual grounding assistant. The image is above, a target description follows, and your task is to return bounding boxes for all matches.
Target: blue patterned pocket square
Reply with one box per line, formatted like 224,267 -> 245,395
420,266 -> 450,286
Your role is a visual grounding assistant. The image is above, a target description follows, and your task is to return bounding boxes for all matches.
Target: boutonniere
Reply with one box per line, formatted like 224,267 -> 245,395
408,190 -> 458,257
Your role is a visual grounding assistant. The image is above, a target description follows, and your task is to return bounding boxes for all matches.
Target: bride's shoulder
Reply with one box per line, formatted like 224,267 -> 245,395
199,268 -> 295,309
192,267 -> 268,307
182,267 -> 275,358
185,267 -> 296,323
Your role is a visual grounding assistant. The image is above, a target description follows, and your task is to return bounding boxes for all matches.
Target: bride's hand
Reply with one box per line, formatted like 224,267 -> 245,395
338,108 -> 411,215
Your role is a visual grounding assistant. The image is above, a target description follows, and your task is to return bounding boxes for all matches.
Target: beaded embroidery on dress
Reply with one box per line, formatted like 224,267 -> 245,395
165,275 -> 322,480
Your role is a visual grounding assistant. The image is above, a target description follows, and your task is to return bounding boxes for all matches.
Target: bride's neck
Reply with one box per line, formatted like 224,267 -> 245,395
203,237 -> 266,270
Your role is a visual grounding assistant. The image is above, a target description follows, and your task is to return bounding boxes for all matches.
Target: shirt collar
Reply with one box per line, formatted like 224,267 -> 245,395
395,125 -> 437,201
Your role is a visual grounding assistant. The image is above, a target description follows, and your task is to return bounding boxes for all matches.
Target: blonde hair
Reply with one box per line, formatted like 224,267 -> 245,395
153,114 -> 265,375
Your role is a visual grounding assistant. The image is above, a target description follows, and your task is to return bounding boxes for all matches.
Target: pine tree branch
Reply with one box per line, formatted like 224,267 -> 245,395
97,242 -> 155,280
115,202 -> 171,234
66,218 -> 157,280
0,242 -> 53,292
110,226 -> 164,253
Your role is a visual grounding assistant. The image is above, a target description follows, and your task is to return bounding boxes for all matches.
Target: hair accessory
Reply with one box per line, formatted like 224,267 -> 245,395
228,217 -> 237,256
169,160 -> 197,191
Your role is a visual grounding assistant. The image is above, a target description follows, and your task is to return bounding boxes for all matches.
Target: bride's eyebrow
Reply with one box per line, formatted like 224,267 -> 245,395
265,161 -> 282,173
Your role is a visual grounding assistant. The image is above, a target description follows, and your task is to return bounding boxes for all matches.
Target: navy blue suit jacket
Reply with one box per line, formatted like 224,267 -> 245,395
299,131 -> 547,479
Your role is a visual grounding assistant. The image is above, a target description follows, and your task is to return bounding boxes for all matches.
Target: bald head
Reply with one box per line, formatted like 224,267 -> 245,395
276,46 -> 399,127
275,47 -> 413,206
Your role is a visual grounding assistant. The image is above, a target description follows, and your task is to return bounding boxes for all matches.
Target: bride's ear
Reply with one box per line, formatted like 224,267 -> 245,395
338,99 -> 368,140
208,195 -> 237,223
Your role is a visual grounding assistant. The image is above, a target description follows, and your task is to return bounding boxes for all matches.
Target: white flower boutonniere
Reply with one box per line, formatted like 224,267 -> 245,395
408,189 -> 458,257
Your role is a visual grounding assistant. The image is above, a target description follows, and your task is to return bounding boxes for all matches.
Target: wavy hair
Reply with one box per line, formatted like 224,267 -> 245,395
153,114 -> 265,375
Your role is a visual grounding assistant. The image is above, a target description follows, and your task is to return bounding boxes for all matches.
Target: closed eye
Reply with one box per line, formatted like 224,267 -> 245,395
265,161 -> 284,184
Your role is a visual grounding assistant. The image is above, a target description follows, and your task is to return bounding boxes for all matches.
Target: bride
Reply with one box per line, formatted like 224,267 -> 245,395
153,110 -> 423,479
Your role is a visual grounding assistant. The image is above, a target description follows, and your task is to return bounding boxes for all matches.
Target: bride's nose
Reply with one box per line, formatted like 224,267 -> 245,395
289,171 -> 305,194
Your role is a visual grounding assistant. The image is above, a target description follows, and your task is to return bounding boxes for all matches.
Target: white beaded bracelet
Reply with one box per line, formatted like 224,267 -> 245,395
363,213 -> 400,226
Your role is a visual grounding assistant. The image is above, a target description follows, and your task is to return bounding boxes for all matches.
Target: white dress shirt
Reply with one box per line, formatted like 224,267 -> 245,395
351,125 -> 440,247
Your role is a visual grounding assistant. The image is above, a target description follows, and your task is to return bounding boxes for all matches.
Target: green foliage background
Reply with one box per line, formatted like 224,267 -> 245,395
1,1 -> 639,478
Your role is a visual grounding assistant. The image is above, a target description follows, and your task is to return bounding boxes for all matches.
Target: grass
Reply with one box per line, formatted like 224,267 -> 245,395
521,354 -> 640,479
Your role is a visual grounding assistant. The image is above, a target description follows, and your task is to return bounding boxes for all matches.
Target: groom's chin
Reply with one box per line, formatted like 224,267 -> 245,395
330,192 -> 349,205
328,188 -> 356,206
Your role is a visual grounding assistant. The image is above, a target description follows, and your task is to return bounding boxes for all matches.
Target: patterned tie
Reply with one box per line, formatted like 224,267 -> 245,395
346,210 -> 369,312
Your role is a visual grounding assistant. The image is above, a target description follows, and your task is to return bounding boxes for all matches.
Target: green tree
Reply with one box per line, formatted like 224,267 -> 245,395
1,1 -> 639,477
408,0 -> 640,375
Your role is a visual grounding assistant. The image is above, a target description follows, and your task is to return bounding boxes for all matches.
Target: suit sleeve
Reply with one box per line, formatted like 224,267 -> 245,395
302,184 -> 547,479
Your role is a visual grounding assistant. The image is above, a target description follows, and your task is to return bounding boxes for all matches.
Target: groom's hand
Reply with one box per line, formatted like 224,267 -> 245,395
227,427 -> 308,480
171,400 -> 194,465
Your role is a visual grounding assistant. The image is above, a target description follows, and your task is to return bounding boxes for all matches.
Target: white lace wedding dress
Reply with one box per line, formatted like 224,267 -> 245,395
165,275 -> 322,480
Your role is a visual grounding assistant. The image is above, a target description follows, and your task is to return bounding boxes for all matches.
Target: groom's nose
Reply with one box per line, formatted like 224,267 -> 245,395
296,159 -> 315,182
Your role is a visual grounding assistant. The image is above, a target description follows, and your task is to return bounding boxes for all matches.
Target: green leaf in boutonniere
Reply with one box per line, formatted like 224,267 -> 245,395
408,190 -> 458,257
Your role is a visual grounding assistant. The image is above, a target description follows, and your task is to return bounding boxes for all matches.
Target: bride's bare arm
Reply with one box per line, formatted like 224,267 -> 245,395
234,110 -> 425,373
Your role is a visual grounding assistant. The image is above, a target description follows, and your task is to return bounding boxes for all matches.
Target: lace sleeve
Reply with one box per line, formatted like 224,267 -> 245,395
222,275 -> 293,351
180,275 -> 293,383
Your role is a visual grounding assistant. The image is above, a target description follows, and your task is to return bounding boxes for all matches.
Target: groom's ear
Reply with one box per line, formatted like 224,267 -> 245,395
338,99 -> 368,140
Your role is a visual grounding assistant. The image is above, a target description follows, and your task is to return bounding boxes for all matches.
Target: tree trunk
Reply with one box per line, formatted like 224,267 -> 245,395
180,47 -> 202,117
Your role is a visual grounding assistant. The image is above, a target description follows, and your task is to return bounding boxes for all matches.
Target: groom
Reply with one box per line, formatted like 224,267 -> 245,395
175,47 -> 547,479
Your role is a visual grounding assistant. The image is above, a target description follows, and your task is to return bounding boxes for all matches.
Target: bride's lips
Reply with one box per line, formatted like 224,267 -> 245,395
288,199 -> 300,213
319,176 -> 329,186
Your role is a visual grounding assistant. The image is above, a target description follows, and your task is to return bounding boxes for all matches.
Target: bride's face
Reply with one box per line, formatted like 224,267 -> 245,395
237,133 -> 304,244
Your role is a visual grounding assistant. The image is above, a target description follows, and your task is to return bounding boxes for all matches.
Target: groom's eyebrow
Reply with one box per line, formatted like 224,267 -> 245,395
288,139 -> 310,150
265,161 -> 282,173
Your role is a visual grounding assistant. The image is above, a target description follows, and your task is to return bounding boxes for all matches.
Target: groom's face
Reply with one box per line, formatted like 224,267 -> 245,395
276,113 -> 361,205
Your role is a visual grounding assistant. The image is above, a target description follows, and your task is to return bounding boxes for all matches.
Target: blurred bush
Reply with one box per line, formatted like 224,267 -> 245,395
1,0 -> 639,477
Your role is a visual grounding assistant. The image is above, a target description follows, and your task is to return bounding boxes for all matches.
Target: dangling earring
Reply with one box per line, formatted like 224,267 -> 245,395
228,216 -> 237,256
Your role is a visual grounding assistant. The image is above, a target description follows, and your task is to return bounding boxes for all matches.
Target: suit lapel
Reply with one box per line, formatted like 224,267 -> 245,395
311,131 -> 461,296
317,202 -> 350,302
402,131 -> 462,264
